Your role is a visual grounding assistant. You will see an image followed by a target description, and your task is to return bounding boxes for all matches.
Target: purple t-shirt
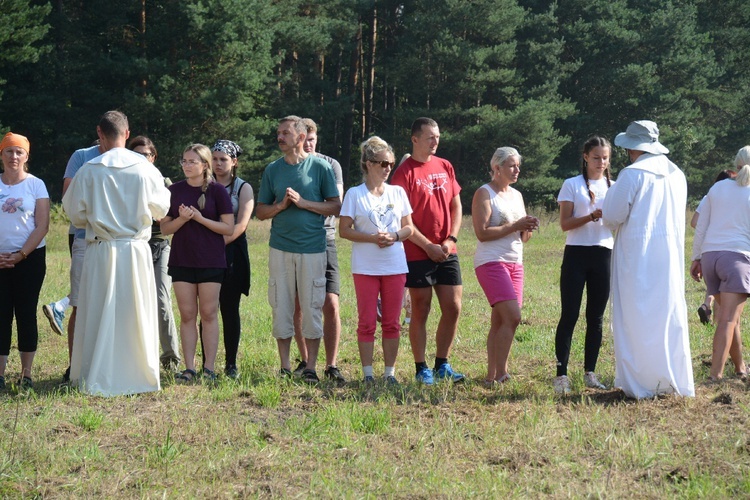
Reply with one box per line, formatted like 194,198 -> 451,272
167,180 -> 232,268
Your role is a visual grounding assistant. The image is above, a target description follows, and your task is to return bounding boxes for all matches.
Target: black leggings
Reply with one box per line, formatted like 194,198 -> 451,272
0,247 -> 46,355
555,245 -> 610,376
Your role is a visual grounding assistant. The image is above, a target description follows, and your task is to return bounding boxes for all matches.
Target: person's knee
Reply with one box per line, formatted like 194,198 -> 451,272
323,293 -> 340,317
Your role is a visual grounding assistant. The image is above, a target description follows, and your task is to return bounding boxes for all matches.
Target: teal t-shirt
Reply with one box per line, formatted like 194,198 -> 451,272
258,155 -> 338,253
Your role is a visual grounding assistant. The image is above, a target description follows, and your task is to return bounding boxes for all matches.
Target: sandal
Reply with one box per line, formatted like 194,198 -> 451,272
202,368 -> 217,382
697,304 -> 711,325
176,369 -> 197,383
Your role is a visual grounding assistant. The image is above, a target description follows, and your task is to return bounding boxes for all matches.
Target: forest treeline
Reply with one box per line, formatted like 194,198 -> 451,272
1,0 -> 748,208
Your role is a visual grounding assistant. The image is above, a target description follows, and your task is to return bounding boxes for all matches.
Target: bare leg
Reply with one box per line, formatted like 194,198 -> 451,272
323,293 -> 341,367
197,282 -> 222,372
487,300 -> 521,381
434,284 -> 462,359
358,341 -> 374,368
710,292 -> 747,379
408,287 -> 432,364
20,351 -> 35,379
305,338 -> 321,372
382,337 -> 399,369
68,306 -> 77,362
293,296 -> 307,363
174,282 -> 199,372
277,337 -> 292,371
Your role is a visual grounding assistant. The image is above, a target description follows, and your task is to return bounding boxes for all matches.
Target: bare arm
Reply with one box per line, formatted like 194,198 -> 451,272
195,211 -> 234,236
559,201 -> 601,232
339,215 -> 379,244
225,184 -> 255,245
472,189 -> 537,242
255,192 -> 292,220
287,187 -> 341,216
0,198 -> 50,268
440,194 -> 462,254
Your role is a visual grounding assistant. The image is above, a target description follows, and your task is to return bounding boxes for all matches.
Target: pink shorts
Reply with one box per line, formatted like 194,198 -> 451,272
475,261 -> 524,307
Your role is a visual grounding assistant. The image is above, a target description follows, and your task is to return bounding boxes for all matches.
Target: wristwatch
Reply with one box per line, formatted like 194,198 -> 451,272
447,235 -> 458,243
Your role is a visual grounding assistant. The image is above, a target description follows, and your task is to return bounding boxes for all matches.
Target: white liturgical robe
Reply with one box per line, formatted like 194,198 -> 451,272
602,153 -> 694,399
63,147 -> 171,396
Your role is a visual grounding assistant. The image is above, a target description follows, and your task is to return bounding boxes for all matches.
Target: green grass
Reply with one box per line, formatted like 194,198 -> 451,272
0,208 -> 747,497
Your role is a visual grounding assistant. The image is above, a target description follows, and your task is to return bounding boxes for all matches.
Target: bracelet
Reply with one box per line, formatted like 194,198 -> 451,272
447,235 -> 458,243
395,231 -> 400,241
18,250 -> 27,260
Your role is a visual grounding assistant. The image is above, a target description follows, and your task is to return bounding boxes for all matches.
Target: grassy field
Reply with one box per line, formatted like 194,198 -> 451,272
0,208 -> 748,497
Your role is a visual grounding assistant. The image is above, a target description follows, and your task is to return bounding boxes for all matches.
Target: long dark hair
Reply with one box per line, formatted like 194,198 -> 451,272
581,136 -> 612,203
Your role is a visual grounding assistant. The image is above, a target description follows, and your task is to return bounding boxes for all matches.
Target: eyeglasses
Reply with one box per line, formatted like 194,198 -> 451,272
369,160 -> 395,169
180,159 -> 204,166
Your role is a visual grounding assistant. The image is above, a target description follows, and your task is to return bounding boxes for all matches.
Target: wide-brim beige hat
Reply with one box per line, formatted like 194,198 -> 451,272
614,120 -> 669,155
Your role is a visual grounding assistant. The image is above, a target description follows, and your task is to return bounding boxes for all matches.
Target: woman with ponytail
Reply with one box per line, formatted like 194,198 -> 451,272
553,136 -> 614,394
161,144 -> 234,382
690,146 -> 750,381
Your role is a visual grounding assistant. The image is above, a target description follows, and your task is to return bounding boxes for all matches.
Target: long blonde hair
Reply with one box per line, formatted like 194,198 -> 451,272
184,143 -> 213,209
734,146 -> 750,187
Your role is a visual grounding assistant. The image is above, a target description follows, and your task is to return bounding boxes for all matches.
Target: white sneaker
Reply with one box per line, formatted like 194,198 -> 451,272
553,375 -> 571,394
584,372 -> 606,389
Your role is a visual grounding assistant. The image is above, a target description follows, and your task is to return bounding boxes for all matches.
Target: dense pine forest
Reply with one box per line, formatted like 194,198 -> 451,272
1,0 -> 749,208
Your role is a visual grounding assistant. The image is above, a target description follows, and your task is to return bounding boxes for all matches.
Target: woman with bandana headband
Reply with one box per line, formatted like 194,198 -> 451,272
209,140 -> 254,379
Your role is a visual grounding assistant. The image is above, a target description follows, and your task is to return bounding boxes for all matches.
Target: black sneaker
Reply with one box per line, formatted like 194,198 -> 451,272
324,365 -> 346,384
19,376 -> 33,390
293,359 -> 307,377
302,369 -> 319,384
225,365 -> 239,380
62,366 -> 71,383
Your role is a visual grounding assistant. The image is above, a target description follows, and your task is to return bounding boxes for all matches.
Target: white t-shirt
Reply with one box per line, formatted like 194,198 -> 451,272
0,174 -> 49,252
473,184 -> 526,267
557,175 -> 614,248
692,179 -> 750,260
340,183 -> 412,275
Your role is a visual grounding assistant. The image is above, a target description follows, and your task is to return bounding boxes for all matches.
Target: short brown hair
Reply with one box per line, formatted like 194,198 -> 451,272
98,110 -> 129,139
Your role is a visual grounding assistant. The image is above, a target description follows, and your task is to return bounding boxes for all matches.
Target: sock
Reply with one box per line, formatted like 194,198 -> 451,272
434,357 -> 448,370
384,366 -> 395,377
56,297 -> 70,311
362,365 -> 374,378
415,361 -> 428,374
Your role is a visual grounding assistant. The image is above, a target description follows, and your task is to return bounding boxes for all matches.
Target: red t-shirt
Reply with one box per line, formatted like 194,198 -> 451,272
390,155 -> 461,262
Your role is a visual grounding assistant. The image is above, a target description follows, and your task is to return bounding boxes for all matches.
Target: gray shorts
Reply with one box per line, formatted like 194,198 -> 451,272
325,238 -> 340,295
69,237 -> 87,307
702,251 -> 750,296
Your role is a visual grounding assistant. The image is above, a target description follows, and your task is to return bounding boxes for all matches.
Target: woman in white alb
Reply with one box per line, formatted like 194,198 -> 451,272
339,136 -> 413,384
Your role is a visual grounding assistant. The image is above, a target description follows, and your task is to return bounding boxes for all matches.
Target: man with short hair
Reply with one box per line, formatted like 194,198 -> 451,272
256,115 -> 341,383
62,110 -> 171,395
290,118 -> 346,383
602,119 -> 694,399
390,117 -> 464,385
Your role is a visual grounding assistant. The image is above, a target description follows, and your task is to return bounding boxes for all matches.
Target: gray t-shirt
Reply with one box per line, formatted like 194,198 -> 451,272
317,153 -> 343,239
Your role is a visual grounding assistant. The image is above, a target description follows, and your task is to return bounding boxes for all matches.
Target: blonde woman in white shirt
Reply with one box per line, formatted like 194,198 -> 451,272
340,136 -> 413,384
690,147 -> 750,381
553,136 -> 613,394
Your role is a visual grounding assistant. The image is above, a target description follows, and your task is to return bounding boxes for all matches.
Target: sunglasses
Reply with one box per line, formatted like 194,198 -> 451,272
369,160 -> 395,169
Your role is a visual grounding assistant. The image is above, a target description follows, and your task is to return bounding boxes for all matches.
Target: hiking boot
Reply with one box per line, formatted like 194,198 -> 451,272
415,366 -> 434,385
553,375 -> 571,394
293,359 -> 307,377
434,363 -> 465,383
42,303 -> 65,336
584,372 -> 606,389
324,365 -> 346,384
